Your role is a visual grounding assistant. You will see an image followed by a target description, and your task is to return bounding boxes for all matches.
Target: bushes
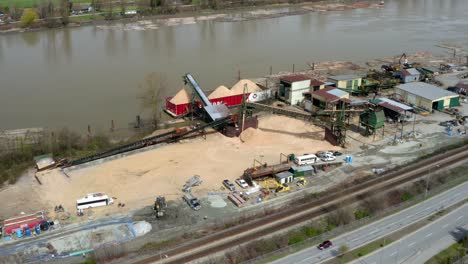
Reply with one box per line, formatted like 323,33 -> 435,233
20,8 -> 38,27
354,209 -> 372,220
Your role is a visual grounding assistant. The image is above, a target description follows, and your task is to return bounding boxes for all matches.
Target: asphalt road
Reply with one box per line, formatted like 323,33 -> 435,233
271,181 -> 468,264
351,203 -> 468,264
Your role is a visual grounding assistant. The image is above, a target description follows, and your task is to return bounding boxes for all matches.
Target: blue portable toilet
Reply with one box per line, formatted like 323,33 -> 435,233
24,227 -> 31,237
16,229 -> 23,238
349,156 -> 353,163
35,225 -> 41,235
4,236 -> 10,241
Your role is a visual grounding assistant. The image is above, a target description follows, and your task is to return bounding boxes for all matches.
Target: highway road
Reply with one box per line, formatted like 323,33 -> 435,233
271,181 -> 468,264
351,203 -> 468,264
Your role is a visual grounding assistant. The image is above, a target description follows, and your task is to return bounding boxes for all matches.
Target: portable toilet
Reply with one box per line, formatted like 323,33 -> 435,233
35,225 -> 41,235
16,229 -> 23,238
24,227 -> 31,237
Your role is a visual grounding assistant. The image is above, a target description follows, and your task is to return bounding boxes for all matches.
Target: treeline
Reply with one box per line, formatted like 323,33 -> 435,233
0,128 -> 112,186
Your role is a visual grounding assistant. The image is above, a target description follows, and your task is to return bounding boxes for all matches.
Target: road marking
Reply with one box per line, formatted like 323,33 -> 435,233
456,216 -> 463,221
425,233 -> 433,238
409,242 -> 416,247
390,251 -> 397,257
443,224 -> 449,228
406,214 -> 414,219
370,229 -> 379,234
351,237 -> 360,242
426,206 -> 432,210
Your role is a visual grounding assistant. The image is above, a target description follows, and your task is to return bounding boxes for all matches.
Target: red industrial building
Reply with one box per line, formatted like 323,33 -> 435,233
165,80 -> 263,117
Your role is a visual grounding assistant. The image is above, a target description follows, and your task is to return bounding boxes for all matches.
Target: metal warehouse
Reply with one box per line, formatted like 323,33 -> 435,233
395,82 -> 460,111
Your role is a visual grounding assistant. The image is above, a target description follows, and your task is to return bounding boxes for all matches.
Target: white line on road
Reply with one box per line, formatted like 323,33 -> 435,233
409,242 -> 415,247
443,224 -> 449,228
390,251 -> 397,257
456,216 -> 463,221
351,237 -> 360,242
425,206 -> 432,210
406,214 -> 414,219
370,229 -> 379,234
425,233 -> 433,238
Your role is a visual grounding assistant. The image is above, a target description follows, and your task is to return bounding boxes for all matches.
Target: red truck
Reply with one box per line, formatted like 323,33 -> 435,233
3,211 -> 46,236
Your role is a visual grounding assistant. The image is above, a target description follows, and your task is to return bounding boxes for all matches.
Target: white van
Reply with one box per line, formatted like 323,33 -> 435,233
294,154 -> 319,165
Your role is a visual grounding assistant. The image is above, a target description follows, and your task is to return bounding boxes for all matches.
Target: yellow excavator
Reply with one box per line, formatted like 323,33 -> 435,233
261,179 -> 291,193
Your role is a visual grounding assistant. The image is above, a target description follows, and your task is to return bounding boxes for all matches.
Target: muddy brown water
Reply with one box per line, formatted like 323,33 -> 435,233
1,0 -> 468,132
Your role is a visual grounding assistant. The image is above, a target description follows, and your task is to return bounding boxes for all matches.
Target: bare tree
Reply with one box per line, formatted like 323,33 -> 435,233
59,0 -> 70,24
326,206 -> 354,227
138,72 -> 168,129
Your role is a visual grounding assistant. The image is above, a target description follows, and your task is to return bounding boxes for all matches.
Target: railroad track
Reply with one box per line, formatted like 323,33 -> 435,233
135,145 -> 468,264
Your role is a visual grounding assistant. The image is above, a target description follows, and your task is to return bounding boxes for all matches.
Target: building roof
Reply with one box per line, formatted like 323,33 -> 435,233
280,74 -> 310,83
374,97 -> 413,113
401,68 -> 420,76
275,171 -> 293,179
310,79 -> 325,86
290,165 -> 314,172
328,74 -> 361,81
396,82 -> 459,101
312,87 -> 340,102
327,88 -> 348,98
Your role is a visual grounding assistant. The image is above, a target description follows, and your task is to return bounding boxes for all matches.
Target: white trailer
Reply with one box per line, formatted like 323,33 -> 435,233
76,193 -> 114,210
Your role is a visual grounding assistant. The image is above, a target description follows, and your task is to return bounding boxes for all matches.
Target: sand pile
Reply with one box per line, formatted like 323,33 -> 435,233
231,79 -> 262,94
208,85 -> 232,99
169,88 -> 191,104
30,115 -> 340,218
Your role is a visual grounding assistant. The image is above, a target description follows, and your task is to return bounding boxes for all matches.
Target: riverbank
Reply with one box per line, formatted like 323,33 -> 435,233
0,0 -> 383,34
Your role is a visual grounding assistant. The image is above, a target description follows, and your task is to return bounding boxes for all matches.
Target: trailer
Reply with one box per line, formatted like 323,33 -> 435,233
3,211 -> 46,236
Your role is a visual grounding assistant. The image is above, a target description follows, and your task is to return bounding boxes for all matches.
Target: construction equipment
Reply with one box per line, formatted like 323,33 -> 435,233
296,177 -> 307,186
275,183 -> 291,193
153,196 -> 167,218
182,175 -> 202,193
183,73 -> 230,121
261,179 -> 290,193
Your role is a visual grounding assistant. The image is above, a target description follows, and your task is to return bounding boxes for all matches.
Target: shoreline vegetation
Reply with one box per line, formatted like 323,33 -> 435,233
0,0 -> 384,33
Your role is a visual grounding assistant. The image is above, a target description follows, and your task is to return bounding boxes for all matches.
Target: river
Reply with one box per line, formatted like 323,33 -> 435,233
1,0 -> 467,132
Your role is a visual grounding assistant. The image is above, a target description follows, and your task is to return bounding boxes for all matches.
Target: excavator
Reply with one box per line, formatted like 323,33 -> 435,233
153,196 -> 167,218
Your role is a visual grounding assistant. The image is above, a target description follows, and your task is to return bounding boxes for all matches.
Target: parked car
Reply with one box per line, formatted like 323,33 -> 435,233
321,156 -> 336,162
448,86 -> 467,96
316,151 -> 334,158
317,240 -> 333,250
330,151 -> 343,156
223,179 -> 236,191
183,193 -> 201,210
235,178 -> 249,189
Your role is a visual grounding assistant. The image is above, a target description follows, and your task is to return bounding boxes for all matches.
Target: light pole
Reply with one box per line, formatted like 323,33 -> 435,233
425,164 -> 440,199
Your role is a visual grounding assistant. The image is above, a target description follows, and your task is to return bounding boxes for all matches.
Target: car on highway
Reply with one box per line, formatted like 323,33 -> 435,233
235,178 -> 249,189
317,240 -> 332,250
223,179 -> 236,191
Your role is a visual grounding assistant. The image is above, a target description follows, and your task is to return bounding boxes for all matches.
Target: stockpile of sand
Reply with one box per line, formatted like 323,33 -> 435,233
31,115 -> 340,218
169,88 -> 191,104
231,79 -> 262,95
208,85 -> 232,99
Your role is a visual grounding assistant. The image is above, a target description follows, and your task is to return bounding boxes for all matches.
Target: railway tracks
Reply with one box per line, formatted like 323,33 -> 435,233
135,145 -> 468,264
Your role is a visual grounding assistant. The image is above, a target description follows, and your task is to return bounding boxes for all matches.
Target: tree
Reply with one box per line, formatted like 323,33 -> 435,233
138,73 -> 167,129
91,0 -> 102,11
9,4 -> 21,20
120,0 -> 126,16
38,0 -> 49,19
338,244 -> 349,258
20,8 -> 39,27
59,0 -> 70,24
105,0 -> 114,19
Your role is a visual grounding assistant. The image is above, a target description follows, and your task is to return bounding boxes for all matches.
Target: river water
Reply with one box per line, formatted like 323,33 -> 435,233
1,0 -> 467,132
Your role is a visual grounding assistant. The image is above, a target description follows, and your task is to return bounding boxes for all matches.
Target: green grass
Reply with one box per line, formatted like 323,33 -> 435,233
425,239 -> 468,264
69,13 -> 104,22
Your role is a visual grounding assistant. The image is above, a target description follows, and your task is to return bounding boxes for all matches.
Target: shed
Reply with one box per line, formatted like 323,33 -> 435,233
289,165 -> 314,177
327,75 -> 362,92
310,79 -> 325,91
275,171 -> 294,184
394,68 -> 420,83
311,86 -> 350,112
395,82 -> 460,111
279,74 -> 311,105
371,98 -> 413,121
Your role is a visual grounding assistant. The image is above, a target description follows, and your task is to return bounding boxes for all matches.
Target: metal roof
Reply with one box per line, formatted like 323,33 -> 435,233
310,79 -> 325,86
396,82 -> 459,101
290,165 -> 314,172
376,97 -> 413,112
312,87 -> 340,102
280,74 -> 310,83
328,75 -> 361,81
275,171 -> 293,179
327,88 -> 348,98
401,68 -> 420,76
